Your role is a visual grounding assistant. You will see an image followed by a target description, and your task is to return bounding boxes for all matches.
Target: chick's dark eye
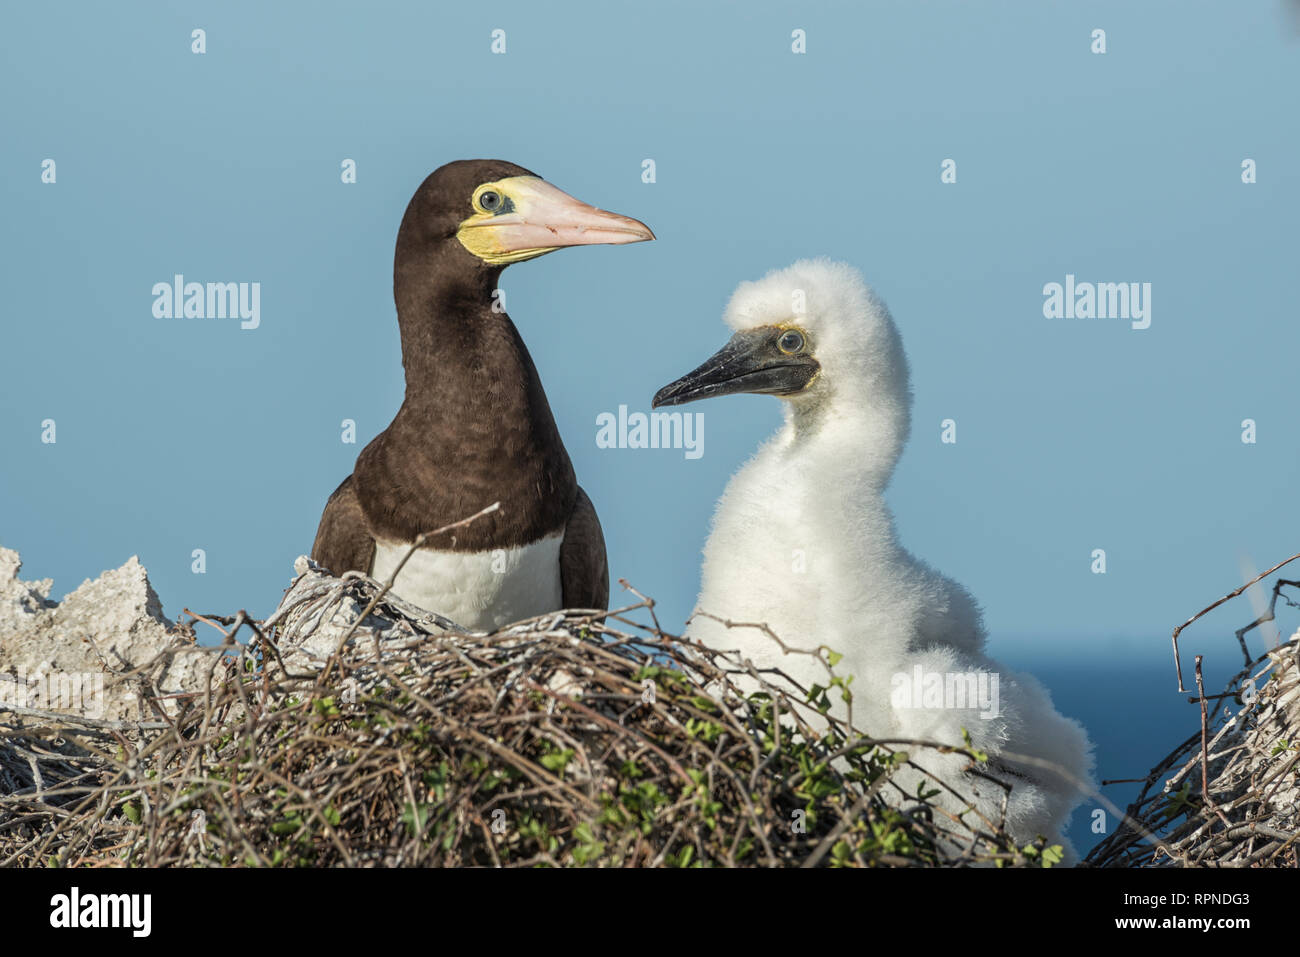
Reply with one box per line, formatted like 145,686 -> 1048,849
777,330 -> 805,354
478,190 -> 501,212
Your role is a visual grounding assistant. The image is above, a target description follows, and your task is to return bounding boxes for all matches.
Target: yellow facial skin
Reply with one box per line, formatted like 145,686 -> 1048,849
455,176 -> 655,266
456,178 -> 558,264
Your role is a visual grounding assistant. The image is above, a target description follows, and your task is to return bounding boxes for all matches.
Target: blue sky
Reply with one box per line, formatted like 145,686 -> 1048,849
3,1 -> 1298,854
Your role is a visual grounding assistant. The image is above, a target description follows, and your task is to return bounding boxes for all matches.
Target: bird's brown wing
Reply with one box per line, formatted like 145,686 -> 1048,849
559,485 -> 609,610
310,474 -> 377,577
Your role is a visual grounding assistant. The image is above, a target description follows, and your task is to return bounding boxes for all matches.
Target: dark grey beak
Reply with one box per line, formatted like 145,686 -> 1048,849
652,327 -> 820,408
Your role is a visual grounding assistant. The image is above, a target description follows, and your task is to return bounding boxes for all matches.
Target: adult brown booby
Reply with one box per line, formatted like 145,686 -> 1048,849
311,160 -> 653,629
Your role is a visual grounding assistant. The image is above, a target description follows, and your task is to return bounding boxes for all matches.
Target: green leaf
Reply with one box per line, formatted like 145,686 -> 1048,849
401,803 -> 429,837
271,816 -> 303,837
831,840 -> 852,866
540,748 -> 574,773
959,728 -> 989,763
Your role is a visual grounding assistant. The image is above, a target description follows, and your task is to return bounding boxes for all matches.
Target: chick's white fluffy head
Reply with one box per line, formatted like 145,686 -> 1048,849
722,258 -> 911,425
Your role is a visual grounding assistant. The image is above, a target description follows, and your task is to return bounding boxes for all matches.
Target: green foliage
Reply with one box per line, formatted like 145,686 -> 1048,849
539,748 -> 574,773
1158,781 -> 1198,823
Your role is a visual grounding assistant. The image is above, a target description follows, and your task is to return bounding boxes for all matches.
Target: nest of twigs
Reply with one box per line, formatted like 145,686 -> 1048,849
0,559 -> 1055,868
1088,567 -> 1300,868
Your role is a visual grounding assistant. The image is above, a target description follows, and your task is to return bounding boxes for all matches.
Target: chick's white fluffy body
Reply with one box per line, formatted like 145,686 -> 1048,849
687,259 -> 1094,861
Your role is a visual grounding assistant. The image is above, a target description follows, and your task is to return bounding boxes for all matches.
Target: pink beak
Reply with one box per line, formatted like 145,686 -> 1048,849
458,177 -> 654,264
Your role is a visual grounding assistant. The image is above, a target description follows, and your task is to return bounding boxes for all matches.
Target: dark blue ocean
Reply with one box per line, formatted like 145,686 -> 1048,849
998,633 -> 1263,860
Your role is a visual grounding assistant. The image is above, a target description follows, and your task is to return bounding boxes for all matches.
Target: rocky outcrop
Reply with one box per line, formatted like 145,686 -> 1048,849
0,547 -> 211,724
